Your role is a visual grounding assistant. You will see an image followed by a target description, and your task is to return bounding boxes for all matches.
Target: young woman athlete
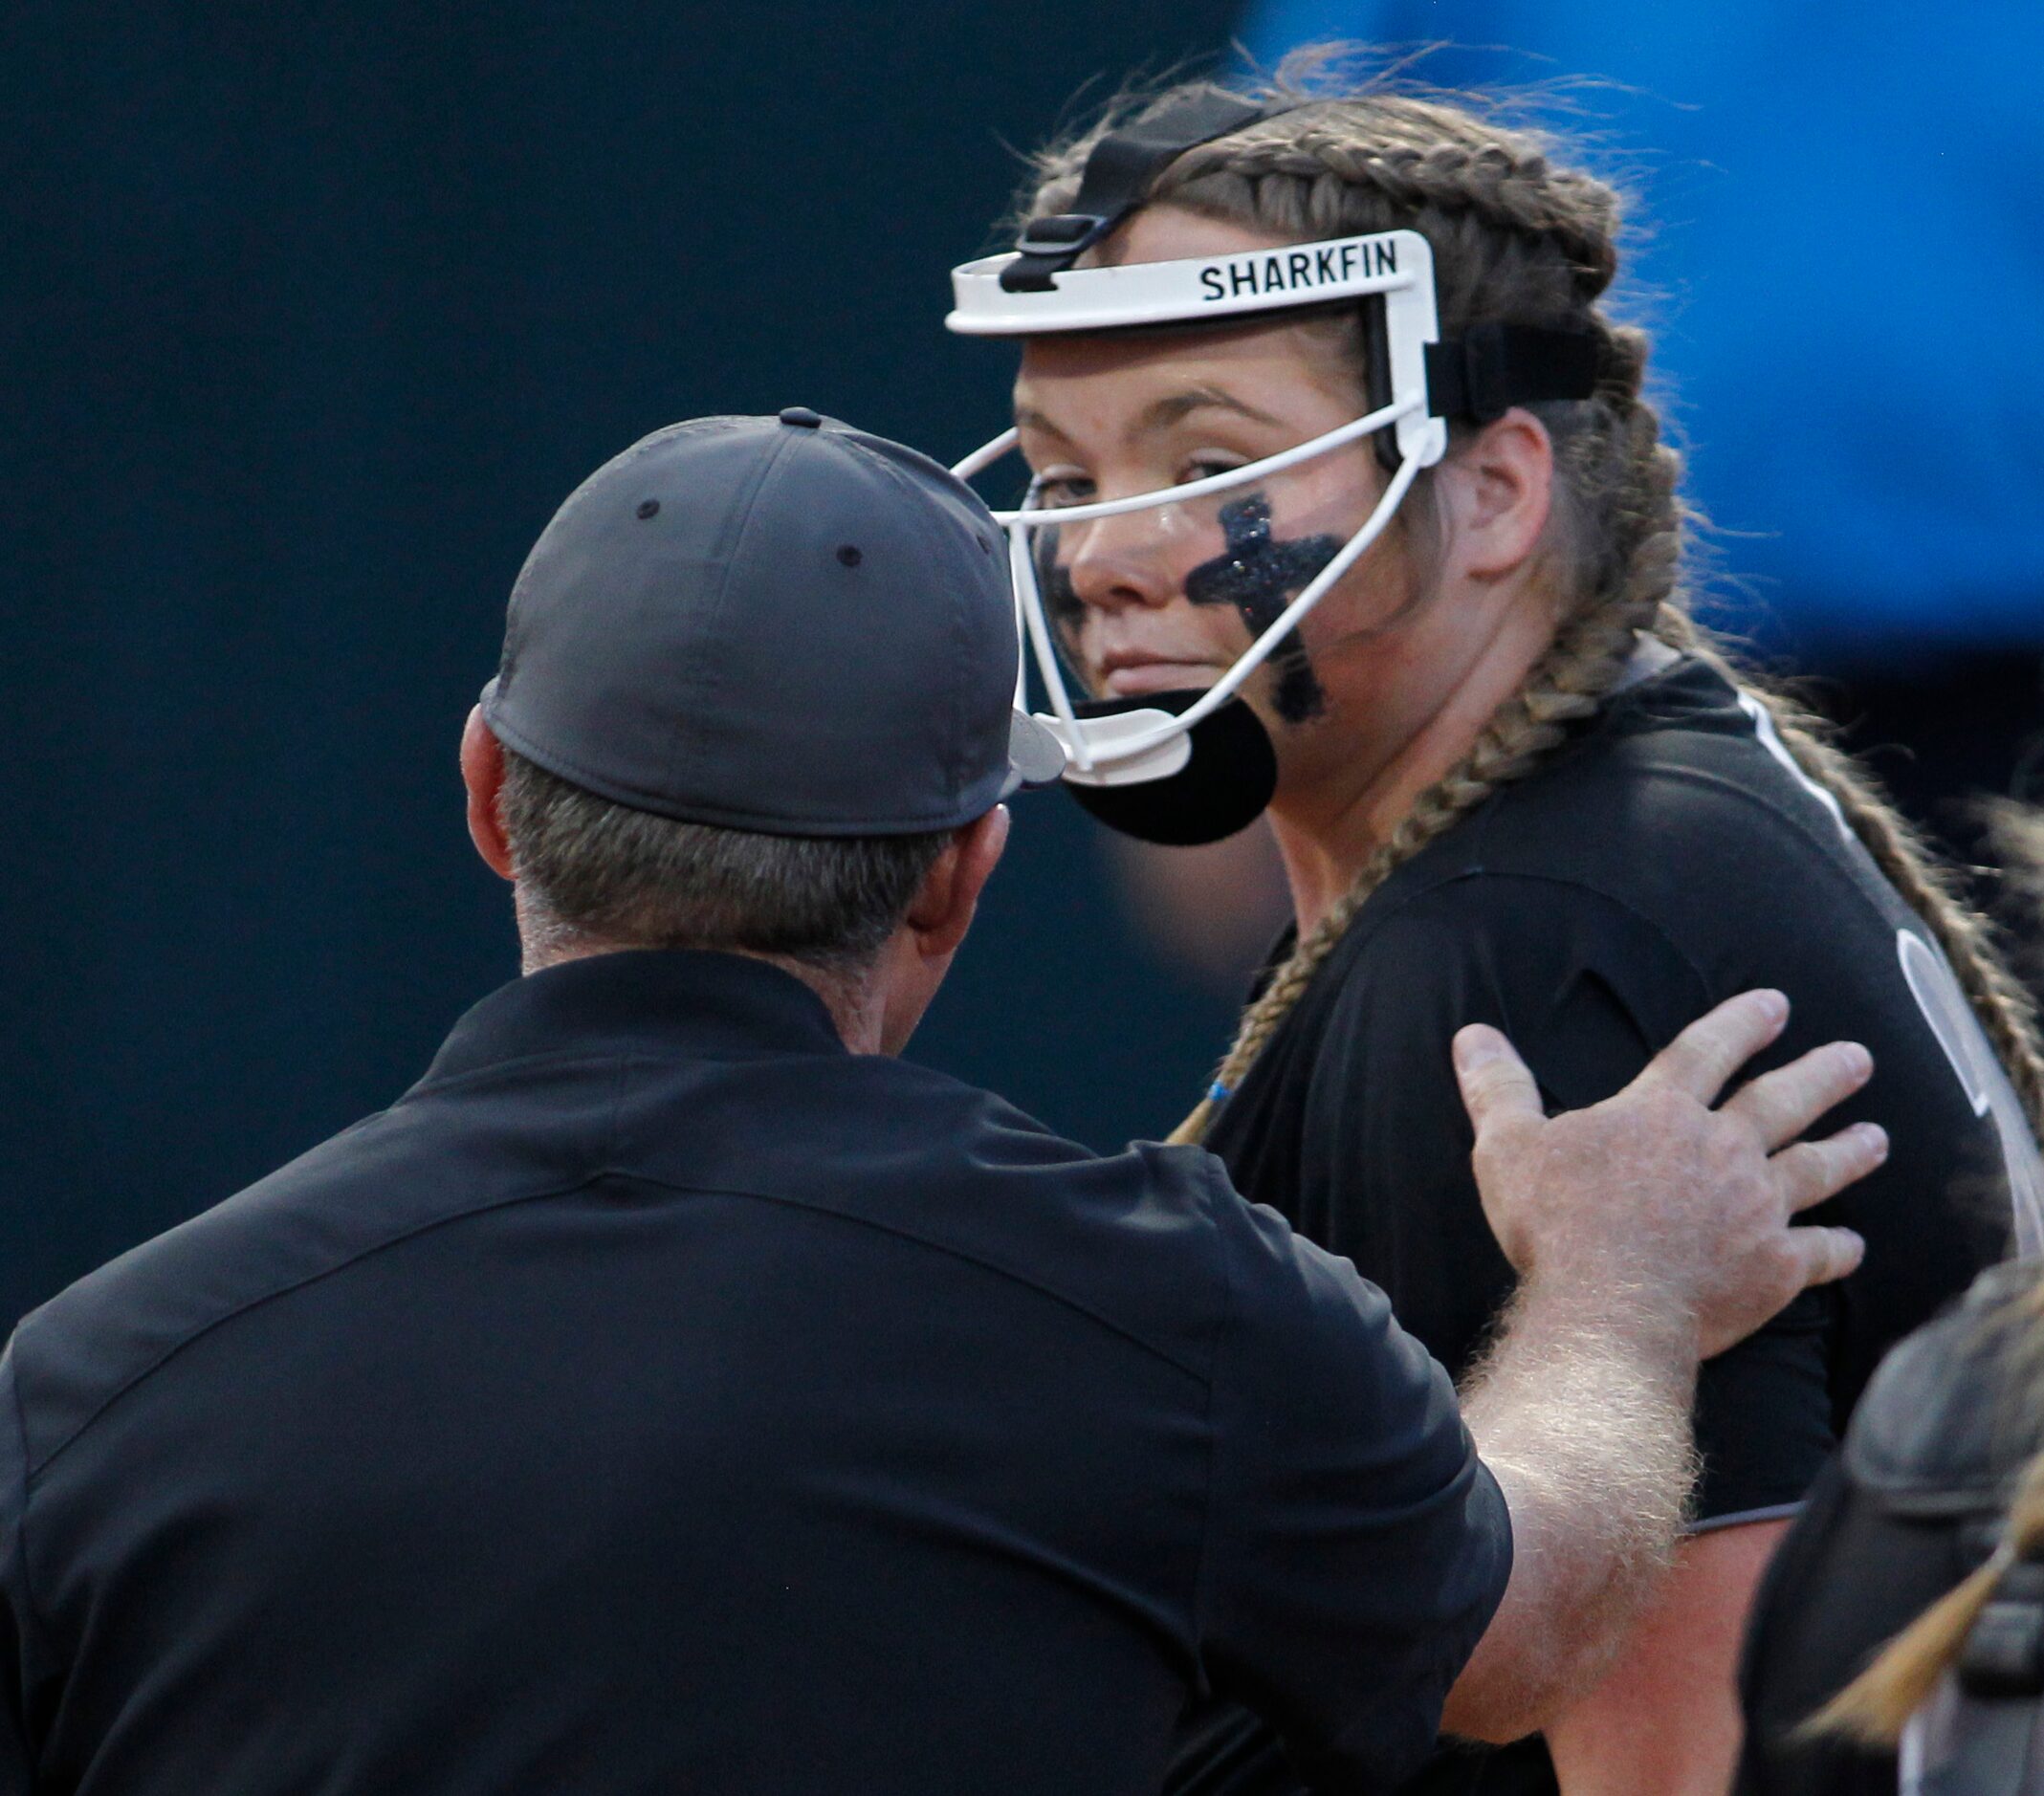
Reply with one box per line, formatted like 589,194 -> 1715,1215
944,58 -> 2044,1796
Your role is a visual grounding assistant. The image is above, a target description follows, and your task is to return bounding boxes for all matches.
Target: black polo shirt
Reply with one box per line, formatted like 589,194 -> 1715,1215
0,949 -> 1508,1796
1168,657 -> 2041,1796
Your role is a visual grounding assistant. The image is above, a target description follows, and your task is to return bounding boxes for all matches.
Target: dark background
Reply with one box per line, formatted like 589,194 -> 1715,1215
3,2 -> 2038,1326
0,0 -> 1262,1324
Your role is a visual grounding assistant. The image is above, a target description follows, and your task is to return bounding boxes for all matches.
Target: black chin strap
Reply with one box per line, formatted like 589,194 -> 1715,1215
1000,88 -> 1273,294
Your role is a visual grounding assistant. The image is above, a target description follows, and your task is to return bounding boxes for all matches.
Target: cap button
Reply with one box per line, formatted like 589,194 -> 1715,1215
779,406 -> 824,428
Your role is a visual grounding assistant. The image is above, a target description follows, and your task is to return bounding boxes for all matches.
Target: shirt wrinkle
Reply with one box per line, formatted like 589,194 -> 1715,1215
1188,1158 -> 1246,1695
1334,869 -> 1716,1023
20,1172 -> 614,1486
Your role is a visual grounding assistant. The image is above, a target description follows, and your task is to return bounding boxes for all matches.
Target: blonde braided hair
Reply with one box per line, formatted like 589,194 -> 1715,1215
1017,55 -> 2044,1149
1169,583 -> 1661,1143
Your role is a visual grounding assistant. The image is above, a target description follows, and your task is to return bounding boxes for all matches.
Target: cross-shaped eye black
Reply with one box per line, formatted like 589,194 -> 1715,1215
1185,493 -> 1339,723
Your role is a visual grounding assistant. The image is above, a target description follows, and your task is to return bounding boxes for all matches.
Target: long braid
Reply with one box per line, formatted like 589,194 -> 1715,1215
1654,610 -> 2044,1129
1167,585 -> 1659,1144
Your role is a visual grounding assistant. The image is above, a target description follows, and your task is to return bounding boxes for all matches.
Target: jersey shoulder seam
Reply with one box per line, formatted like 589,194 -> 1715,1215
1347,866 -> 1716,997
22,1172 -> 621,1484
615,1168 -> 1220,1386
22,1167 -> 1217,1484
1466,749 -> 1872,884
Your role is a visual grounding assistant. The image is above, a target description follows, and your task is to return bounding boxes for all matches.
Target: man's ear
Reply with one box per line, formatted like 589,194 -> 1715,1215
905,805 -> 1011,960
461,706 -> 515,882
1437,408 -> 1555,583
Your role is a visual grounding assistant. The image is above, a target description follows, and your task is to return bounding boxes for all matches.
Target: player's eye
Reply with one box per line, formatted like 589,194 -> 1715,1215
1180,455 -> 1246,488
1033,471 -> 1095,509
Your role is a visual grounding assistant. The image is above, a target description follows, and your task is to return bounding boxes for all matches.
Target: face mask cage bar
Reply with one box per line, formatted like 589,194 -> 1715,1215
949,228 -> 1448,787
956,405 -> 1427,783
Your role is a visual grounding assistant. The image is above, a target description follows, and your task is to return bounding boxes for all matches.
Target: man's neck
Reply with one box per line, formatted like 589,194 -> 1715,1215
517,931 -> 885,1054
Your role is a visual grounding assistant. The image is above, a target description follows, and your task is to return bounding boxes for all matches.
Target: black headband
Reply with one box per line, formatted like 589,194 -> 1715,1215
1001,95 -> 1604,421
1425,322 -> 1607,424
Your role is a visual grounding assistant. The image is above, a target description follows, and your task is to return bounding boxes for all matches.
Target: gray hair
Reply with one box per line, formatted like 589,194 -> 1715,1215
499,750 -> 956,969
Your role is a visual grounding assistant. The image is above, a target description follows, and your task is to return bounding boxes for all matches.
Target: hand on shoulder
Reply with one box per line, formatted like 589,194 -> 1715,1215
1455,989 -> 1881,1358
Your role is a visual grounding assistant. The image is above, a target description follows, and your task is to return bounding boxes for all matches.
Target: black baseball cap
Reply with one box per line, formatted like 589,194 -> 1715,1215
481,409 -> 1065,836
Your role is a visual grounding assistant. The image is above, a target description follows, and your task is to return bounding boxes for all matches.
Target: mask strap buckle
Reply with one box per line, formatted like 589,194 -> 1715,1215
1000,88 -> 1276,294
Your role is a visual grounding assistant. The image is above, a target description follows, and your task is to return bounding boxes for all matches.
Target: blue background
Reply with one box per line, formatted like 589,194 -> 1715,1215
1240,0 -> 2044,658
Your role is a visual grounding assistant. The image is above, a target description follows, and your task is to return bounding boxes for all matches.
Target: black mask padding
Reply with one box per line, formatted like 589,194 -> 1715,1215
1061,690 -> 1277,846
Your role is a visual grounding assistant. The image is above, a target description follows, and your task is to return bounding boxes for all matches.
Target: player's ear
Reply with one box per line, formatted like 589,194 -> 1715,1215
1436,407 -> 1554,583
905,805 -> 1010,960
462,706 -> 515,882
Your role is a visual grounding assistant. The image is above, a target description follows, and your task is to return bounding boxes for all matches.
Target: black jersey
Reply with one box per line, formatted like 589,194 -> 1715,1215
1166,656 -> 2042,1796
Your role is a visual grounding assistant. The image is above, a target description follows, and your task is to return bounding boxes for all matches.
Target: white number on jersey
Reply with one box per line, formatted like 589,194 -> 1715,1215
1738,691 -> 2044,1256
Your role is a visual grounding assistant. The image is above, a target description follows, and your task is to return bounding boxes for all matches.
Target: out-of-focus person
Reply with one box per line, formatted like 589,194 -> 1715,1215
1739,806 -> 2044,1796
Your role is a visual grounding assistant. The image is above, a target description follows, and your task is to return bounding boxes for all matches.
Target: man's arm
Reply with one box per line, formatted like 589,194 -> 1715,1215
1541,1520 -> 1787,1795
1438,992 -> 1879,1743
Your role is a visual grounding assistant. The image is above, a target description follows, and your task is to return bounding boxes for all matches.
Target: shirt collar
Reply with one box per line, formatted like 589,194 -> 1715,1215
415,948 -> 847,1088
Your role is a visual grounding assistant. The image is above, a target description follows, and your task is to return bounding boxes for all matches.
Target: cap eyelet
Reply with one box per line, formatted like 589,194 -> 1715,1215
635,499 -> 660,520
836,544 -> 863,568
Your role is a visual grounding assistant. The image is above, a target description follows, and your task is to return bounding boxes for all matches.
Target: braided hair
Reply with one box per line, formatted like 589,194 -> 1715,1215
1015,55 -> 2044,1148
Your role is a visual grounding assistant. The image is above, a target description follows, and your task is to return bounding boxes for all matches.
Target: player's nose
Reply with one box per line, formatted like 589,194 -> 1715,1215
1059,511 -> 1181,614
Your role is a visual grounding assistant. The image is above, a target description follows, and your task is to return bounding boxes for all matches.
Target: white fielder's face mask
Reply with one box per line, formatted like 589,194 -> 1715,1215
945,92 -> 1601,843
1016,401 -> 1447,754
948,229 -> 1449,843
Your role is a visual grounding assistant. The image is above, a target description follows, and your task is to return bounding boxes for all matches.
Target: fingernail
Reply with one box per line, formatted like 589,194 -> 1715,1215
1842,1042 -> 1873,1080
1857,1122 -> 1889,1163
1453,1029 -> 1501,1073
1758,990 -> 1789,1023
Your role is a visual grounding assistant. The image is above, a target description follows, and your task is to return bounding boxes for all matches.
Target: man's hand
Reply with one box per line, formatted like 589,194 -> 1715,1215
1455,989 -> 1879,1358
1442,990 -> 1882,1744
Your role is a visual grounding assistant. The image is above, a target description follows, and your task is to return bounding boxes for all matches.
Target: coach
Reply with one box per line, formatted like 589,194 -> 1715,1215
0,412 -> 1878,1795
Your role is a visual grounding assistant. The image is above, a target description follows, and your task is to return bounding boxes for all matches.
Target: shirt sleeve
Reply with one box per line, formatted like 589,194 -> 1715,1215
1196,1173 -> 1511,1794
1308,874 -> 1837,1525
1,1349 -> 37,1795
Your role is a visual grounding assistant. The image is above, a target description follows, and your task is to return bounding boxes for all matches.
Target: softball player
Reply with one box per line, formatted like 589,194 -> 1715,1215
945,60 -> 2044,1796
